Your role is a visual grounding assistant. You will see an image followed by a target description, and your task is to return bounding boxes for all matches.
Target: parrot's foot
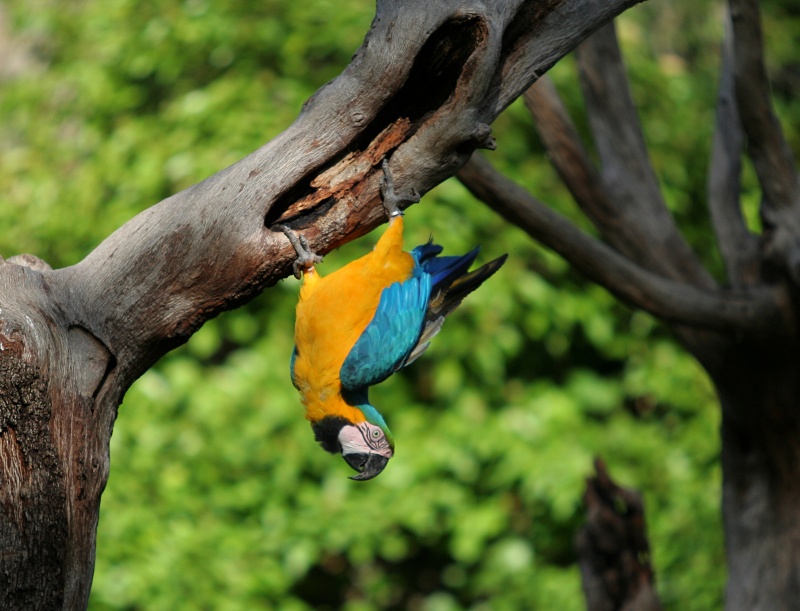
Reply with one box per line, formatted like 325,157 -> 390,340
279,225 -> 323,279
380,159 -> 420,219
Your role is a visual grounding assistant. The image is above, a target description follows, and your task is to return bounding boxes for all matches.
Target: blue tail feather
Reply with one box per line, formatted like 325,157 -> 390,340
411,239 -> 443,263
412,241 -> 480,288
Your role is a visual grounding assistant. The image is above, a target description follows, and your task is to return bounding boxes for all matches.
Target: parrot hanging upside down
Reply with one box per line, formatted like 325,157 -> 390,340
282,160 -> 507,481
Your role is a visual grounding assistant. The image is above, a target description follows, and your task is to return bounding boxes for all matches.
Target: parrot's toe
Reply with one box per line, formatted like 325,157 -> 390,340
279,225 -> 323,279
380,159 -> 419,219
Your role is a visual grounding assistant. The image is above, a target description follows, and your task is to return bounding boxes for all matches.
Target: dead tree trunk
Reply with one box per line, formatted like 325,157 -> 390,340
0,1 -> 641,609
577,460 -> 662,611
457,2 -> 800,609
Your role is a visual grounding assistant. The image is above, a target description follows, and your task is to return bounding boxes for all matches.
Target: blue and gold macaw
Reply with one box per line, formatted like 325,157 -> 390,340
283,161 -> 506,480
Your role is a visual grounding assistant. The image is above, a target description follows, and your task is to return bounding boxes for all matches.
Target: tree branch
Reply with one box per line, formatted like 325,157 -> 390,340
575,22 -> 715,289
708,10 -> 760,289
458,154 -> 786,337
41,0 -> 648,393
729,0 -> 800,211
523,76 -> 649,263
729,0 -> 800,281
482,0 -> 642,117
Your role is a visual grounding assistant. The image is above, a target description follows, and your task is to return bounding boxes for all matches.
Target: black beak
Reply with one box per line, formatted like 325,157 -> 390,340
343,452 -> 390,481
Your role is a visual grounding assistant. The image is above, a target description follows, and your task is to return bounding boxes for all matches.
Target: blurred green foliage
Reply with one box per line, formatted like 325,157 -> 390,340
1,0 -> 797,609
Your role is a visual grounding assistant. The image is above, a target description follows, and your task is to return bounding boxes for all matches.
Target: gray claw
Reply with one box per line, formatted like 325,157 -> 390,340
279,225 -> 323,279
380,159 -> 420,218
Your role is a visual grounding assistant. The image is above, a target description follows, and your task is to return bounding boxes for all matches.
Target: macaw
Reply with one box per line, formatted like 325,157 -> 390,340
282,161 -> 506,481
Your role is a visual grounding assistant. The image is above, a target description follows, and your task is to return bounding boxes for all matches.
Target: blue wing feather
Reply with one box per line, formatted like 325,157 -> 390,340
411,241 -> 442,262
340,273 -> 431,390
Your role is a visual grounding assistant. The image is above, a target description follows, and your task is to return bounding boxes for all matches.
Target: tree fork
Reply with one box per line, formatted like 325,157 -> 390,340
460,2 -> 800,609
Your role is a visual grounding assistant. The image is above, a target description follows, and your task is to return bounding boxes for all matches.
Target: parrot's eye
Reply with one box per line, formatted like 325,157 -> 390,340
371,429 -> 382,440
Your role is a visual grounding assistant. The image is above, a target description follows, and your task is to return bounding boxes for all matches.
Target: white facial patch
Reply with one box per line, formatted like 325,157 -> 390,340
339,422 -> 393,458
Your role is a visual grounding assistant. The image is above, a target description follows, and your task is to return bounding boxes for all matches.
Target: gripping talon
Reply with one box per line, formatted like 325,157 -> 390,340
280,225 -> 323,279
380,159 -> 420,219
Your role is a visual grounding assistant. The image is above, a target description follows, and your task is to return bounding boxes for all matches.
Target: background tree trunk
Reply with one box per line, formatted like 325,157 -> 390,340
714,354 -> 800,609
457,3 -> 800,608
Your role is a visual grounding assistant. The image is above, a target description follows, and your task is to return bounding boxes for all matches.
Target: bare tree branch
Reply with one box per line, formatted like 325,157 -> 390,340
524,77 -> 650,262
729,0 -> 800,211
43,0 -> 647,389
576,23 -> 715,289
729,0 -> 800,281
482,1 -> 642,117
708,10 -> 760,289
458,154 -> 786,337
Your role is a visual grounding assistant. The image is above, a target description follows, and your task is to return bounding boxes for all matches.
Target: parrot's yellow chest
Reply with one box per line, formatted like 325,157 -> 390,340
292,218 -> 414,423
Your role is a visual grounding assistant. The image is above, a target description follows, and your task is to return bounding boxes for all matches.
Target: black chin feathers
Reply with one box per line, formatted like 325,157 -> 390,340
311,416 -> 350,454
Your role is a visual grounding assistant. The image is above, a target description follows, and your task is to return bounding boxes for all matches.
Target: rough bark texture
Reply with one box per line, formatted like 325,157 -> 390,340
577,460 -> 661,611
457,4 -> 800,609
0,1 -> 643,609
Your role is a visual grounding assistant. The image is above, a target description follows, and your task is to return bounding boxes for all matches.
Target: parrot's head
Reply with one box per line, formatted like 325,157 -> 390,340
311,410 -> 394,481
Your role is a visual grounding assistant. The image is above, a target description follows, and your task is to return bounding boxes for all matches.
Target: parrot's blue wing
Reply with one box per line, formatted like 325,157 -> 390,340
399,243 -> 482,366
340,273 -> 431,390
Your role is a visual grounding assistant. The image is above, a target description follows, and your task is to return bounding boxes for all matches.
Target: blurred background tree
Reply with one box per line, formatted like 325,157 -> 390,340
1,0 -> 797,609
